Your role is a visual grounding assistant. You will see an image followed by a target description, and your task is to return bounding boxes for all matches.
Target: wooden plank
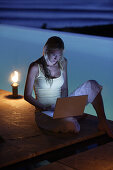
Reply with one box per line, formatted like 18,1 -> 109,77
59,141 -> 113,170
0,89 -> 41,140
35,162 -> 75,170
0,89 -> 113,168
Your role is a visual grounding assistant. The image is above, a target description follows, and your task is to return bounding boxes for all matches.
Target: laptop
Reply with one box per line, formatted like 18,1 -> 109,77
42,95 -> 88,119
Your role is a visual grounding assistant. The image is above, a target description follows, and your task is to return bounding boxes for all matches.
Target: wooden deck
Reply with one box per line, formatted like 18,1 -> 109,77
36,141 -> 113,170
0,89 -> 113,168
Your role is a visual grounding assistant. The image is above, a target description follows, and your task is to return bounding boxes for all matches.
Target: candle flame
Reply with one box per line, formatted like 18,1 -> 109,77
11,71 -> 18,83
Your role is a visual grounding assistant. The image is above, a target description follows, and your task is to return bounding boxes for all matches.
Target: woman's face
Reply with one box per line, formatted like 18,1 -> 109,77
47,49 -> 63,65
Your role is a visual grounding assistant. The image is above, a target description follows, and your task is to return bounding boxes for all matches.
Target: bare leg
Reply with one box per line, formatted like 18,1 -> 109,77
92,91 -> 113,138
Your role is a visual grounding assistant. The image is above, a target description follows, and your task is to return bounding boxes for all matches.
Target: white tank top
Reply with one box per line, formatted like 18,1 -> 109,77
34,64 -> 64,106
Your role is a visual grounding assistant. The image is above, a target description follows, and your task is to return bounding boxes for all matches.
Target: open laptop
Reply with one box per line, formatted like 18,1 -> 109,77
42,95 -> 88,119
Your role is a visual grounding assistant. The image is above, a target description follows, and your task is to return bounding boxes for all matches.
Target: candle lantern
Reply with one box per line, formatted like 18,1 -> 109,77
11,71 -> 19,98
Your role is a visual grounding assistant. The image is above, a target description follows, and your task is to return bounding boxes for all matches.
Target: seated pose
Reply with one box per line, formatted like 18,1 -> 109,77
24,36 -> 113,137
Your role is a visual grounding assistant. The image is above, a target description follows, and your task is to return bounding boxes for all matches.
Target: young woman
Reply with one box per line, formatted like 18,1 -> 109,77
24,36 -> 113,137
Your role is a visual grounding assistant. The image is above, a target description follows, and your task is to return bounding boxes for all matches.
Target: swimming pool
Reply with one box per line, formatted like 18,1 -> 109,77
0,24 -> 113,120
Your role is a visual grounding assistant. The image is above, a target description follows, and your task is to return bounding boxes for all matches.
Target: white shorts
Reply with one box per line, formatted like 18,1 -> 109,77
69,80 -> 102,104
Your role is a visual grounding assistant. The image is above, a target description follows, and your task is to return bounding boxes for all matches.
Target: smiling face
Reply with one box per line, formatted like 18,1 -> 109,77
47,49 -> 63,65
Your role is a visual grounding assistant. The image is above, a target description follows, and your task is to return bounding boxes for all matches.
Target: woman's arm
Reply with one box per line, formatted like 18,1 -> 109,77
24,62 -> 46,110
61,58 -> 68,98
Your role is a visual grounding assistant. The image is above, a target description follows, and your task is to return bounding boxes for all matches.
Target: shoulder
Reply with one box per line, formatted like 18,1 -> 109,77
28,60 -> 40,77
29,61 -> 38,71
28,56 -> 43,71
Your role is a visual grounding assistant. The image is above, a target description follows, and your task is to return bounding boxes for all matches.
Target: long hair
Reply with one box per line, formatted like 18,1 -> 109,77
37,36 -> 65,84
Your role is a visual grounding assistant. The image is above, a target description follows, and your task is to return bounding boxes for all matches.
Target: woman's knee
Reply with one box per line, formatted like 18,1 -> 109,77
87,80 -> 99,86
86,80 -> 102,103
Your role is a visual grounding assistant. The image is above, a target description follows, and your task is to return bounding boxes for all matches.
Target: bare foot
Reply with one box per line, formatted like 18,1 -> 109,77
98,121 -> 113,138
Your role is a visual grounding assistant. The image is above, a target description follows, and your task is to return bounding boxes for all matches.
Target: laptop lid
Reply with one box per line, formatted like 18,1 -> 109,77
53,95 -> 88,119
